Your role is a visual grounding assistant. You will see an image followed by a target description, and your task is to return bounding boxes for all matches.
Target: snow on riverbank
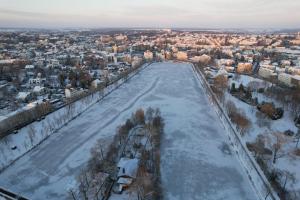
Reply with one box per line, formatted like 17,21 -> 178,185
227,74 -> 300,196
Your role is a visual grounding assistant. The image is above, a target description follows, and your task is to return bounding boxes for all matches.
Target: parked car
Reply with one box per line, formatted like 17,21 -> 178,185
11,145 -> 17,150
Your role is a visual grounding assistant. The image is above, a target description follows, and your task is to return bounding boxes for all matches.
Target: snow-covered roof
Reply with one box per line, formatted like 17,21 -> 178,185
117,158 -> 139,179
92,79 -> 102,84
0,59 -> 15,64
215,67 -> 228,77
16,92 -> 31,100
117,177 -> 133,185
25,65 -> 35,69
33,86 -> 45,93
292,75 -> 300,81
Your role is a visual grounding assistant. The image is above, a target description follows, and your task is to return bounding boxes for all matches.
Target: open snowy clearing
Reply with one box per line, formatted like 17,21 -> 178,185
0,62 -> 257,200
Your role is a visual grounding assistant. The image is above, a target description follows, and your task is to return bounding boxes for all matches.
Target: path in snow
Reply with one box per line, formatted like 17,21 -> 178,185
0,62 -> 257,200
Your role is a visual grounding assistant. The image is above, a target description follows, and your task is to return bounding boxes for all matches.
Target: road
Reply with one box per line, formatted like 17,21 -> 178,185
0,62 -> 257,200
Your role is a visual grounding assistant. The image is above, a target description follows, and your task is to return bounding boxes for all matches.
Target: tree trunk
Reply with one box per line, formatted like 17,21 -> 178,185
273,149 -> 278,164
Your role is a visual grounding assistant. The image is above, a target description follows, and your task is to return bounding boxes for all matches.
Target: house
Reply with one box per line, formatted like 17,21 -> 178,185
116,158 -> 139,193
48,75 -> 60,88
278,73 -> 293,87
258,67 -> 276,79
16,92 -> 34,102
192,55 -> 211,64
236,63 -> 252,74
144,50 -> 153,61
176,51 -> 188,61
91,79 -> 103,89
25,65 -> 35,70
33,86 -> 47,95
132,56 -> 143,67
29,78 -> 46,85
217,59 -> 234,66
65,88 -> 84,98
215,67 -> 229,78
156,52 -> 165,61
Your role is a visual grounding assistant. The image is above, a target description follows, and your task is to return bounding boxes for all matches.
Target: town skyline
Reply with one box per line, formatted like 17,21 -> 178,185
0,0 -> 300,29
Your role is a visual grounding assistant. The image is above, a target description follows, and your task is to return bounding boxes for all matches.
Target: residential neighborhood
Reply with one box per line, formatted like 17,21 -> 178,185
1,28 -> 300,199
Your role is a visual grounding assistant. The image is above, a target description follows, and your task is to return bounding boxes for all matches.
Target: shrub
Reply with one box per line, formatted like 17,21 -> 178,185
226,100 -> 251,136
135,109 -> 145,125
294,149 -> 300,156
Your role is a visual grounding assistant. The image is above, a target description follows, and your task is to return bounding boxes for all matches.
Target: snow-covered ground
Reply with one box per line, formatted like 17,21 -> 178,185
0,64 -> 148,172
0,62 -> 257,200
227,74 -> 300,195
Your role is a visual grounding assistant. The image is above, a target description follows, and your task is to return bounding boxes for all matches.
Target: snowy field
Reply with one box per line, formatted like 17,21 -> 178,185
0,62 -> 257,200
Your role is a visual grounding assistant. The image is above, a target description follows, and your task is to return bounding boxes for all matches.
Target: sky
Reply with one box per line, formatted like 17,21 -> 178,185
0,0 -> 299,29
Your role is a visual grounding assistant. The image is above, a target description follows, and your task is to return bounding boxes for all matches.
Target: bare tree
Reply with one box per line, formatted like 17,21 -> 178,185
68,189 -> 78,200
247,134 -> 272,159
269,132 -> 288,164
264,186 -> 271,200
226,100 -> 251,136
77,170 -> 91,200
28,125 -> 36,146
212,75 -> 228,102
278,170 -> 296,193
135,109 -> 145,125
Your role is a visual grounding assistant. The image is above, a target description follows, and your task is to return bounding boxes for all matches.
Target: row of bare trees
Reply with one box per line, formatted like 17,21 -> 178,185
138,108 -> 164,200
226,100 -> 251,136
0,102 -> 53,139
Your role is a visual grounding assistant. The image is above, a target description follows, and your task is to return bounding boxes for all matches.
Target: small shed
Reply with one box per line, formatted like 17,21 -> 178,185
115,157 -> 139,193
117,157 -> 139,179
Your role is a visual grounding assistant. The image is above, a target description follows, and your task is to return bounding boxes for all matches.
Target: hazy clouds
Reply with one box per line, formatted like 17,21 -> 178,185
0,0 -> 299,28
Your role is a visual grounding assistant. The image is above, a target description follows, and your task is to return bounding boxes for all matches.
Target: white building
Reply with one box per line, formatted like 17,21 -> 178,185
25,65 -> 35,70
217,59 -> 234,66
33,86 -> 47,95
91,79 -> 103,89
29,78 -> 46,85
278,73 -> 293,87
132,56 -> 143,67
16,92 -> 33,102
144,50 -> 153,61
65,88 -> 84,98
258,67 -> 276,79
156,52 -> 165,61
115,34 -> 127,41
176,51 -> 188,61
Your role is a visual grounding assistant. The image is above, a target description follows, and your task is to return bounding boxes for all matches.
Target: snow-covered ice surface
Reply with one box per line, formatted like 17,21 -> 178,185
0,62 -> 257,200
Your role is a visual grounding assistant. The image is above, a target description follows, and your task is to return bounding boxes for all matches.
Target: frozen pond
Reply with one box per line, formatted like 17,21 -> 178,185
0,62 -> 257,200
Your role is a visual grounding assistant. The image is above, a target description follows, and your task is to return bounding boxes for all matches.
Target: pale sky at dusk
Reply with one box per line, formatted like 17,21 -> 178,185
0,0 -> 299,29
